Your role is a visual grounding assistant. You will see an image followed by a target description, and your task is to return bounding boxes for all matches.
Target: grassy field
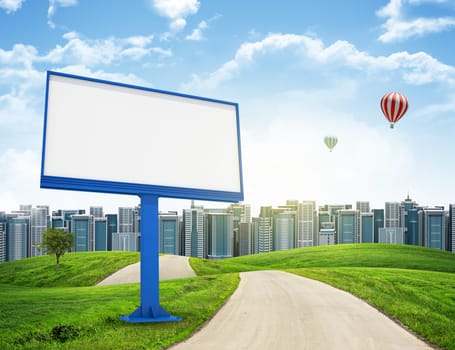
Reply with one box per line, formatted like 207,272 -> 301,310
0,244 -> 454,349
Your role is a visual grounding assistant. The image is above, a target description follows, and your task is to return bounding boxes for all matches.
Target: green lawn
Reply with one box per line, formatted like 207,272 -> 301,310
0,244 -> 454,349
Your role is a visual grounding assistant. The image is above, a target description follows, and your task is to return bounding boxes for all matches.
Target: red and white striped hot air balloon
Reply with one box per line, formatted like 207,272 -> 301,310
380,92 -> 409,129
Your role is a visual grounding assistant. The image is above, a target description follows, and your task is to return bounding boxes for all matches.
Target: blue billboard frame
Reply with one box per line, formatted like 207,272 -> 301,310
40,71 -> 244,322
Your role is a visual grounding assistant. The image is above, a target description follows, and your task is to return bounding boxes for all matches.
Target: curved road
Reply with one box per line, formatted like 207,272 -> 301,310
96,255 -> 196,286
169,270 -> 432,350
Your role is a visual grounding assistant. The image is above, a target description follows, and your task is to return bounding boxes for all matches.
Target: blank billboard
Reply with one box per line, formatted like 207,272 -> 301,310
41,71 -> 243,202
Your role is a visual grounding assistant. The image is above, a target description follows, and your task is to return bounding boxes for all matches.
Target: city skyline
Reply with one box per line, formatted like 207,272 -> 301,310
1,1 -> 455,215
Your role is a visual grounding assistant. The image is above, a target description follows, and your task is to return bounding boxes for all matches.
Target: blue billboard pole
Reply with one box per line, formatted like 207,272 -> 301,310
120,194 -> 181,322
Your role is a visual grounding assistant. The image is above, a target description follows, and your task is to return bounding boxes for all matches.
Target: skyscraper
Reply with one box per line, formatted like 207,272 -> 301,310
419,207 -> 447,250
183,205 -> 205,258
71,215 -> 93,252
258,206 -> 273,253
360,212 -> 374,243
296,201 -> 317,248
385,202 -> 400,228
94,217 -> 108,251
90,206 -> 104,218
238,222 -> 253,256
30,207 -> 48,257
337,210 -> 358,244
106,214 -> 118,251
273,211 -> 295,251
372,209 -> 384,243
400,195 -> 419,245
0,221 -> 6,263
7,216 -> 29,261
118,207 -> 134,234
159,212 -> 180,255
449,204 -> 455,253
206,213 -> 233,259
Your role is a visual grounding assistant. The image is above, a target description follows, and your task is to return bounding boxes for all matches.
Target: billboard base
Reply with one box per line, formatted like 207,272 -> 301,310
120,306 -> 181,323
119,194 -> 182,323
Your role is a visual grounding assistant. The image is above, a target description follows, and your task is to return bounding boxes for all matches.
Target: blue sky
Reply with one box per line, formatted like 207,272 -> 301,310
1,0 -> 455,215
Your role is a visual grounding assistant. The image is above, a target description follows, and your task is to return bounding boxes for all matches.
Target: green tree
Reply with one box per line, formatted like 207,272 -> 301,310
40,228 -> 75,269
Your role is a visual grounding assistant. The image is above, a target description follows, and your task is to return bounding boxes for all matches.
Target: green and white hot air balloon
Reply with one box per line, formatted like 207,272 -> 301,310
324,136 -> 338,152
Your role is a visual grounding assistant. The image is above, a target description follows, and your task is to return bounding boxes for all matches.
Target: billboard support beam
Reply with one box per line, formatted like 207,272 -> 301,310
120,194 -> 181,323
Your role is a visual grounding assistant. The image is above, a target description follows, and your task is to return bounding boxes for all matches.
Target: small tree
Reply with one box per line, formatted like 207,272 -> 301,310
40,228 -> 75,269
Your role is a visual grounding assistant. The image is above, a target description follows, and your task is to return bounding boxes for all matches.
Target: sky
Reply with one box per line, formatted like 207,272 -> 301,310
1,0 -> 455,216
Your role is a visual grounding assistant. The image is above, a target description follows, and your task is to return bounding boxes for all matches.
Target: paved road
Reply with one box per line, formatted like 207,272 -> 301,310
169,270 -> 432,350
96,255 -> 195,286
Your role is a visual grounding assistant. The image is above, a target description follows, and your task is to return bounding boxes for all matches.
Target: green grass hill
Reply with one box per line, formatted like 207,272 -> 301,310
0,244 -> 453,350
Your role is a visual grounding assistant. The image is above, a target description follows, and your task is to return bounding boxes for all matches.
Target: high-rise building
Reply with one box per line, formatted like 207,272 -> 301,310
385,202 -> 400,228
257,206 -> 273,253
183,205 -> 205,258
159,212 -> 180,255
360,212 -> 374,243
372,209 -> 384,243
238,222 -> 253,256
419,207 -> 447,250
356,201 -> 370,213
118,207 -> 134,234
337,210 -> 358,244
30,207 -> 48,257
356,201 -> 369,242
378,227 -> 404,244
90,206 -> 104,218
400,195 -> 419,245
449,204 -> 455,253
112,232 -> 139,251
0,221 -> 6,263
94,217 -> 107,251
251,217 -> 260,254
7,216 -> 29,261
296,201 -> 317,248
273,211 -> 295,251
105,214 -> 117,251
206,213 -> 233,259
71,215 -> 93,252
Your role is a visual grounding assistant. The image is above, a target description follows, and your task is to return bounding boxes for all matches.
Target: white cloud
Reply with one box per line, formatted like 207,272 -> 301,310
181,33 -> 455,91
0,0 -> 23,13
36,32 -> 165,66
151,0 -> 200,32
377,0 -> 455,42
48,0 -> 78,29
186,20 -> 208,41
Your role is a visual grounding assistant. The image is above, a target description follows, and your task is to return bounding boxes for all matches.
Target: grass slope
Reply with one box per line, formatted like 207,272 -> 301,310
189,243 -> 455,275
0,251 -> 140,287
0,244 -> 454,349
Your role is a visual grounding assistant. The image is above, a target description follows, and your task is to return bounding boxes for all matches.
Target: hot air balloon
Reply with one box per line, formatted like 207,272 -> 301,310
380,92 -> 409,129
324,136 -> 338,152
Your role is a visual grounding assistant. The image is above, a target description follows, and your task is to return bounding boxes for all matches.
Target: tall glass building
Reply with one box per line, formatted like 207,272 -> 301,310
360,213 -> 374,243
71,215 -> 93,252
296,201 -> 317,248
183,205 -> 205,258
206,213 -> 233,259
258,206 -> 273,253
7,216 -> 29,261
418,207 -> 446,250
373,209 -> 384,243
30,207 -> 49,257
400,195 -> 419,245
449,204 -> 455,253
94,217 -> 107,251
385,202 -> 400,228
106,214 -> 117,251
159,212 -> 180,255
273,211 -> 295,251
337,210 -> 358,244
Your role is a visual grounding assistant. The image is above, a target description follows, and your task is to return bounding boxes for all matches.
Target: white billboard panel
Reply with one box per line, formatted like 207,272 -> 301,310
41,71 -> 243,202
